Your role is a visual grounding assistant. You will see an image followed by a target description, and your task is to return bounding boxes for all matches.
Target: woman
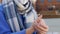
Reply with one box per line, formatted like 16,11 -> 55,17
0,0 -> 48,34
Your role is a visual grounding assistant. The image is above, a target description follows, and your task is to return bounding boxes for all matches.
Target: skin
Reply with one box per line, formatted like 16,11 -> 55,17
26,15 -> 48,34
34,15 -> 48,34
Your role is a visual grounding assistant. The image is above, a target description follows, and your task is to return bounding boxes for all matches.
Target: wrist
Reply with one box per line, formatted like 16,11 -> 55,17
36,31 -> 40,34
26,26 -> 35,34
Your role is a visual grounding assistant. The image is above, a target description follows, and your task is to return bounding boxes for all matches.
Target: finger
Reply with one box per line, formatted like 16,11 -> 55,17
34,20 -> 38,25
40,23 -> 48,29
34,19 -> 48,32
35,19 -> 40,23
40,25 -> 48,29
38,15 -> 42,21
35,24 -> 48,32
34,25 -> 41,32
37,15 -> 43,23
34,26 -> 47,34
40,31 -> 47,34
34,24 -> 48,33
34,20 -> 46,29
38,15 -> 43,19
40,24 -> 48,29
34,19 -> 48,29
34,15 -> 43,24
39,19 -> 48,29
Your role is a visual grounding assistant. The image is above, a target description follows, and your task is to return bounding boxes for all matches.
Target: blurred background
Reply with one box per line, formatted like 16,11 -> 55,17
35,0 -> 60,34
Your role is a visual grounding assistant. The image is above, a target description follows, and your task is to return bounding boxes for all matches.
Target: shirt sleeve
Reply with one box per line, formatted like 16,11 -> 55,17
0,4 -> 26,34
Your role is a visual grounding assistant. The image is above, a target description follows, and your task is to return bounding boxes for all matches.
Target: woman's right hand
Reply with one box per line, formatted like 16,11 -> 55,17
26,15 -> 48,34
33,15 -> 48,34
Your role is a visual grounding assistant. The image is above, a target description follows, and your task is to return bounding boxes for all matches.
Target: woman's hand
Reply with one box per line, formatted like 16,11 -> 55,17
33,15 -> 48,34
26,15 -> 48,34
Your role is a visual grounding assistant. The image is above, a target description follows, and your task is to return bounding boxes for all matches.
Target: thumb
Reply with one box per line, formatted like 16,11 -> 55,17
35,15 -> 43,23
38,14 -> 43,19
